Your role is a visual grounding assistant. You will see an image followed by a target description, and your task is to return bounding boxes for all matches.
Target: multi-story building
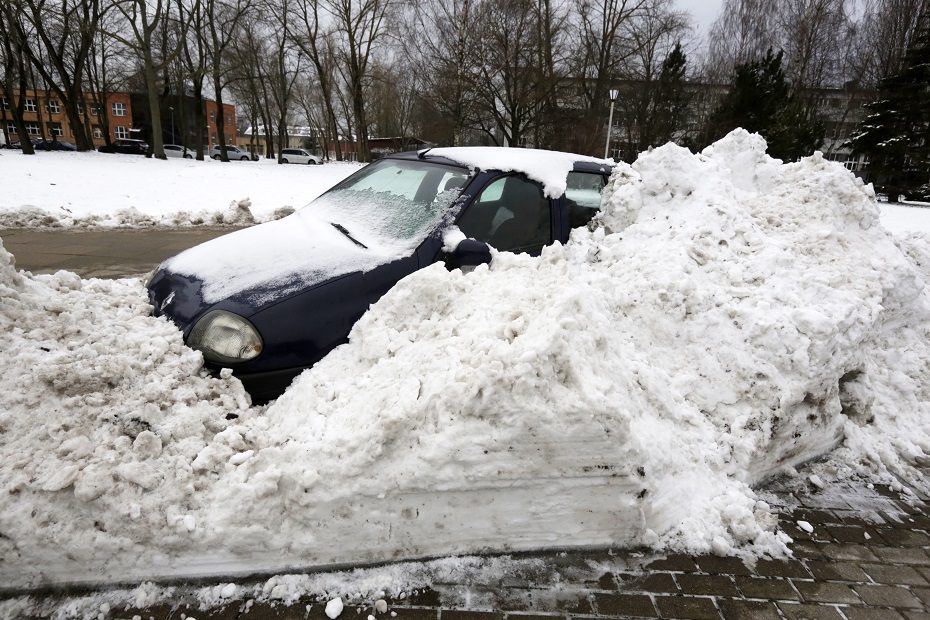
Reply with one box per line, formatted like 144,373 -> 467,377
1,89 -> 236,149
1,90 -> 134,146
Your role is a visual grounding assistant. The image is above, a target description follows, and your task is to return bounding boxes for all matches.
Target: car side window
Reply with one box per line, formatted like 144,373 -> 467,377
457,175 -> 550,254
565,171 -> 606,229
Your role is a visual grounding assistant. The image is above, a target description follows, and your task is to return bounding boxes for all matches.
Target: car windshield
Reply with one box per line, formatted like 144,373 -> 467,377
303,158 -> 471,248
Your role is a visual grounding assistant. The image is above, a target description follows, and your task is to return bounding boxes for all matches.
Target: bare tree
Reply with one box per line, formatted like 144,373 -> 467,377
324,0 -> 392,161
85,7 -> 129,149
571,0 -> 648,154
258,0 -> 302,162
614,0 -> 690,158
0,1 -> 35,154
467,0 -> 562,147
707,0 -> 779,78
110,0 -> 185,158
292,0 -> 345,158
180,0 -> 209,159
205,0 -> 251,161
402,0 -> 478,146
12,0 -> 103,151
855,0 -> 927,86
368,58 -> 420,142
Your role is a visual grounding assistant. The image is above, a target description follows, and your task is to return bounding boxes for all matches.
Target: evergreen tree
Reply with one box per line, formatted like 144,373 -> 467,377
646,42 -> 689,147
707,48 -> 824,161
847,12 -> 930,202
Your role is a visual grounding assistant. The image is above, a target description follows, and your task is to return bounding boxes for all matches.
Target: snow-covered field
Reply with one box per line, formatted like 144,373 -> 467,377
0,150 -> 360,227
3,131 -> 930,598
880,202 -> 930,234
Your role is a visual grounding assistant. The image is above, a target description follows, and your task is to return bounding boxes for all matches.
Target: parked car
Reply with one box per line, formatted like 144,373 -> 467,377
6,138 -> 42,149
34,139 -> 77,151
147,147 -> 612,402
164,144 -> 194,159
280,148 -> 321,165
210,144 -> 253,161
98,138 -> 148,155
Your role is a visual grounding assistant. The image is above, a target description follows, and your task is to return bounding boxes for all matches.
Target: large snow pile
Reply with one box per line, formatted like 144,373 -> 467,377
2,129 -> 930,589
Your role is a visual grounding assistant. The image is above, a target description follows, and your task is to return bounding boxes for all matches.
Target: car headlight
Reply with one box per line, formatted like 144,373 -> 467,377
187,310 -> 263,364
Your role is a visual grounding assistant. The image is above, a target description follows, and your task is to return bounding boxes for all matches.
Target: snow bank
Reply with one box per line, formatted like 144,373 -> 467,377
0,151 -> 360,227
3,129 -> 930,589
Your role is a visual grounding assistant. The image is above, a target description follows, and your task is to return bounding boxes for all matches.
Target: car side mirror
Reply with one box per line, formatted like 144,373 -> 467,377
445,238 -> 492,270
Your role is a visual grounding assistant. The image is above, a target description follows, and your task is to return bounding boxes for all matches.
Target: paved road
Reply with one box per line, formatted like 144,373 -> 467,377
0,227 -> 239,278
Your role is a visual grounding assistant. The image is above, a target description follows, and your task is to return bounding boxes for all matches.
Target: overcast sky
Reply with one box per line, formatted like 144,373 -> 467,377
677,0 -> 724,35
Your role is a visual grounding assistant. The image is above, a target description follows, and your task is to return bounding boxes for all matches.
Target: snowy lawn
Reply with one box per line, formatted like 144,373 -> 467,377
0,150 -> 360,227
879,202 -> 930,234
2,131 -> 930,591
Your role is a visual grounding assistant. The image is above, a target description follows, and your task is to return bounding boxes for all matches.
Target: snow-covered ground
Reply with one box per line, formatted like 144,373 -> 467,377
0,150 -> 360,227
1,147 -> 929,234
2,131 -> 930,594
879,203 -> 930,234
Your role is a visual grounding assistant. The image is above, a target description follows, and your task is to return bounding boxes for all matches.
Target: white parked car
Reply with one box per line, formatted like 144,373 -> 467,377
210,144 -> 253,161
280,148 -> 322,165
163,144 -> 193,159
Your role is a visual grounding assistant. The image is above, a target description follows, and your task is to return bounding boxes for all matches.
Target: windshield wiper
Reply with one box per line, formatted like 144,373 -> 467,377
330,222 -> 368,249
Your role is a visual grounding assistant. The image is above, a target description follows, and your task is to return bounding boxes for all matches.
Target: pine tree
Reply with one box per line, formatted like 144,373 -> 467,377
847,12 -> 930,202
647,42 -> 689,147
707,48 -> 825,161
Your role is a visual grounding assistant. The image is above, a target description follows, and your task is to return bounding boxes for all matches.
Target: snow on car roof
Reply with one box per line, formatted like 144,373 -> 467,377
420,146 -> 614,198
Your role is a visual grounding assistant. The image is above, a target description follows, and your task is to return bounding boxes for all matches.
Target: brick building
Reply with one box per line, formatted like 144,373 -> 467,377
1,90 -> 134,146
1,89 -> 236,149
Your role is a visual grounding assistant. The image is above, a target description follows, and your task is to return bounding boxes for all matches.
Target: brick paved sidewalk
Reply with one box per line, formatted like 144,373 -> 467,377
6,473 -> 930,620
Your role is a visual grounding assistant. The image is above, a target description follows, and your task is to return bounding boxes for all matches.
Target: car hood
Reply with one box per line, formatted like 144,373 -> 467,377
159,207 -> 419,309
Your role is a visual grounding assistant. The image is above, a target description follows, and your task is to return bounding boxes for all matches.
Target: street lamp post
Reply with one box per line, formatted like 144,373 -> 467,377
604,88 -> 619,160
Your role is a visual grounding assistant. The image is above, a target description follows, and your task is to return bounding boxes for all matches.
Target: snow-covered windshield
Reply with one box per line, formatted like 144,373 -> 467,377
304,159 -> 471,247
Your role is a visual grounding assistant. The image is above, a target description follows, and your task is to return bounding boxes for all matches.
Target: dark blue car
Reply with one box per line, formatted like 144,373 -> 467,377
148,147 -> 613,402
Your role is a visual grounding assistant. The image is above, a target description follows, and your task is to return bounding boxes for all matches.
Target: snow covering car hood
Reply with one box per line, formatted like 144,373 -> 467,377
150,207 -> 419,325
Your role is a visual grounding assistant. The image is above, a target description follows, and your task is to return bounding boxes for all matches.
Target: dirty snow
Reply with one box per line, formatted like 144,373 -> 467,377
0,150 -> 360,227
2,130 -> 930,592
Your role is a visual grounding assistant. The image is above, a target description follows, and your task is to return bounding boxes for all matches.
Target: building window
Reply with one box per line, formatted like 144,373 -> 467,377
211,111 -> 216,122
1,98 -> 8,110
91,105 -> 100,116
112,102 -> 126,117
24,99 -> 36,112
25,123 -> 40,135
115,125 -> 129,139
47,99 -> 60,114
93,126 -> 103,138
7,123 -> 16,134
48,123 -> 63,136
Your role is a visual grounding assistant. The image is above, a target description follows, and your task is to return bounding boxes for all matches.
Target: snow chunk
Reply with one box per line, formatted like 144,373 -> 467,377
325,597 -> 344,619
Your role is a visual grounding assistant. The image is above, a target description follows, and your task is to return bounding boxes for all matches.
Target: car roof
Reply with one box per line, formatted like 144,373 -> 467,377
385,147 -> 614,175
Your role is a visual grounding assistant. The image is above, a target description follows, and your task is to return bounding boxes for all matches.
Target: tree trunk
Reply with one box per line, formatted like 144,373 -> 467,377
213,76 -> 229,162
10,67 -> 35,154
144,55 -> 166,159
352,83 -> 369,162
193,77 -> 206,160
